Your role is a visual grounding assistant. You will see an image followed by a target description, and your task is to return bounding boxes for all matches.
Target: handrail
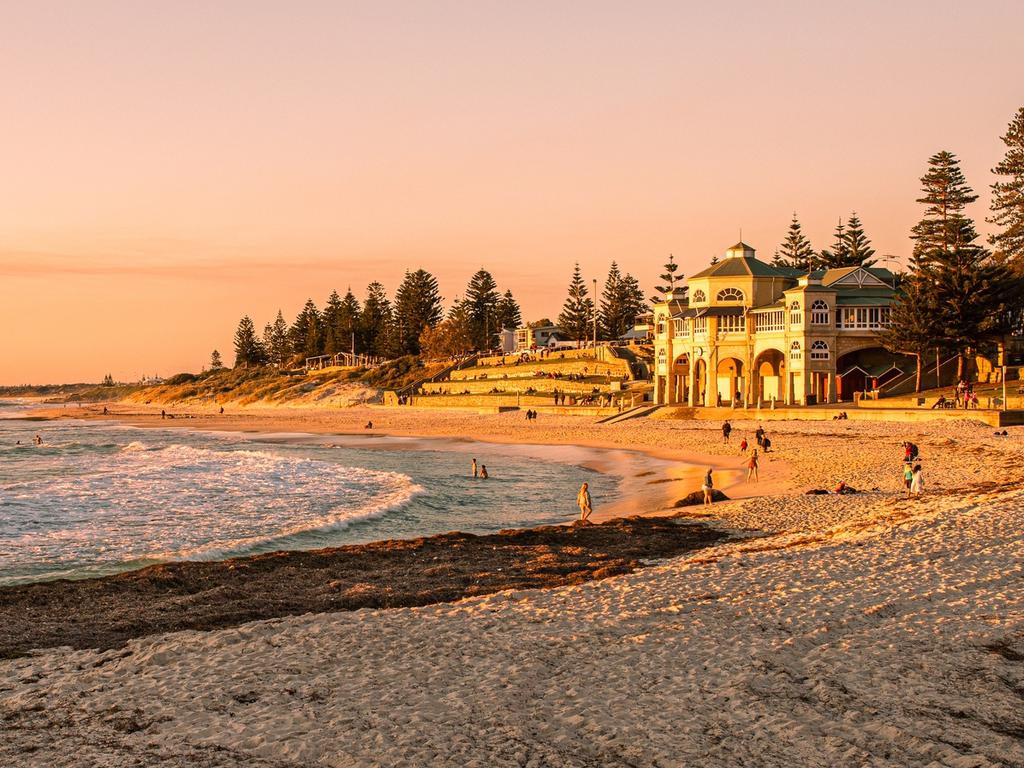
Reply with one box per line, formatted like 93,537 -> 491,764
877,354 -> 959,395
396,354 -> 480,397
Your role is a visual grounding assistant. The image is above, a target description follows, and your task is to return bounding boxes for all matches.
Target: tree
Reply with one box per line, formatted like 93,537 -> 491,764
463,268 -> 501,350
557,263 -> 594,346
878,275 -> 939,392
323,289 -> 361,355
392,269 -> 443,355
989,106 -> 1024,272
234,316 -> 267,368
844,213 -> 877,267
360,282 -> 393,357
600,262 -> 647,339
209,349 -> 224,371
419,302 -> 475,360
910,151 -> 1007,379
654,254 -> 681,300
772,214 -> 816,271
288,299 -> 324,359
818,219 -> 849,269
495,289 -> 522,332
266,310 -> 290,368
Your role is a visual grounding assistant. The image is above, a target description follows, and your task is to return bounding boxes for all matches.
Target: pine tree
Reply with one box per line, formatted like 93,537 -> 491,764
233,316 -> 266,368
772,214 -> 816,271
844,213 -> 877,267
393,269 -> 443,355
818,219 -> 849,269
495,289 -> 522,332
360,282 -> 393,357
909,151 -> 1006,378
599,262 -> 624,340
620,273 -> 648,328
268,310 -> 290,368
321,290 -> 345,355
989,106 -> 1024,272
463,269 -> 501,350
209,350 -> 224,370
879,275 -> 939,392
655,254 -> 681,297
330,289 -> 361,355
557,263 -> 594,346
420,302 -> 475,360
289,299 -> 324,359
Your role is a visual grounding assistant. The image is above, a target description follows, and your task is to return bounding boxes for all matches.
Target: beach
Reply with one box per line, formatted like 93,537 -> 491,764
2,405 -> 1023,766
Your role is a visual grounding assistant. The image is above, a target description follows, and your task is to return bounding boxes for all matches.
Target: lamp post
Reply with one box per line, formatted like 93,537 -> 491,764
592,278 -> 598,356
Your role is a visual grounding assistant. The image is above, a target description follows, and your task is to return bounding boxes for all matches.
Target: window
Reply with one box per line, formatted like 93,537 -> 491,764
717,314 -> 745,336
836,306 -> 891,330
811,299 -> 830,325
790,341 -> 802,360
672,318 -> 689,337
789,301 -> 802,326
656,321 -> 665,335
754,310 -> 784,332
716,287 -> 744,302
692,289 -> 707,303
810,340 -> 830,360
693,316 -> 708,336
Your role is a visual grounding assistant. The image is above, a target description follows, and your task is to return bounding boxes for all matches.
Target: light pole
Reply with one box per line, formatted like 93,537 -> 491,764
592,278 -> 598,356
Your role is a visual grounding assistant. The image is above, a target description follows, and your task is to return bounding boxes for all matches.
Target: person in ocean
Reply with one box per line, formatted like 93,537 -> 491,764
472,458 -> 478,478
577,482 -> 592,522
34,434 -> 43,445
480,465 -> 489,479
702,468 -> 714,505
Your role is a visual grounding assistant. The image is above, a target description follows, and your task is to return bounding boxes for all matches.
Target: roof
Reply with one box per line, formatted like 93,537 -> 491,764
838,363 -> 904,379
695,306 -> 745,317
727,241 -> 756,252
834,294 -> 894,306
690,256 -> 796,279
670,307 -> 698,319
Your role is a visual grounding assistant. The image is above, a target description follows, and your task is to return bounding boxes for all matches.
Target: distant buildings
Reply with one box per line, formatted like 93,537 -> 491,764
651,242 -> 902,406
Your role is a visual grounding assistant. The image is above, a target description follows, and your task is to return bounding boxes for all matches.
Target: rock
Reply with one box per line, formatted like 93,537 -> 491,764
674,490 -> 729,507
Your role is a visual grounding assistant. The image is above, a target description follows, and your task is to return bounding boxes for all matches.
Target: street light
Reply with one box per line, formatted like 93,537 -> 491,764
592,278 -> 598,356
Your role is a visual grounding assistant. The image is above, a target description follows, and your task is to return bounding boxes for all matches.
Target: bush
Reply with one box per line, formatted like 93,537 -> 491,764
165,373 -> 198,386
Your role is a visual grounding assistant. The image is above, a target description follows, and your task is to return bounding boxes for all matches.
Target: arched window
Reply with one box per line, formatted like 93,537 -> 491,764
810,340 -> 830,360
810,299 -> 830,325
789,301 -> 802,326
692,289 -> 706,303
790,341 -> 802,360
716,287 -> 744,302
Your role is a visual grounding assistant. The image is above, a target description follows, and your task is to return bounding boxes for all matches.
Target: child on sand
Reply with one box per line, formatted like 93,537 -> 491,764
910,464 -> 923,497
739,437 -> 748,453
577,482 -> 592,522
702,468 -> 714,505
903,464 -> 914,497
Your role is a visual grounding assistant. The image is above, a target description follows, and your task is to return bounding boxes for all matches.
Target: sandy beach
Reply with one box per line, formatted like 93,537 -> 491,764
2,405 -> 1023,766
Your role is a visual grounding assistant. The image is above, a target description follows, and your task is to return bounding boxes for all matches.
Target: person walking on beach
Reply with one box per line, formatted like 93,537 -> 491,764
755,425 -> 765,447
702,468 -> 714,506
577,482 -> 592,523
746,450 -> 759,482
762,435 -> 772,453
910,464 -> 924,497
722,420 -> 732,444
903,463 -> 914,497
472,458 -> 478,478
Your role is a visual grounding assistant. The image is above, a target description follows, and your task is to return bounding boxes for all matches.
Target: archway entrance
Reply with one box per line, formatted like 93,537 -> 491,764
754,349 -> 785,405
716,358 -> 744,407
693,359 -> 707,406
672,354 -> 690,404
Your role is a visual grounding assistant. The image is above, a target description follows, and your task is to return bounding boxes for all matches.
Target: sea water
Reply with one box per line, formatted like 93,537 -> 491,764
0,404 -> 619,585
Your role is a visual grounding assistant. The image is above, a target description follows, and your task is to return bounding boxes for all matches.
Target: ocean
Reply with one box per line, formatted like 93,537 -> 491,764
0,401 -> 621,586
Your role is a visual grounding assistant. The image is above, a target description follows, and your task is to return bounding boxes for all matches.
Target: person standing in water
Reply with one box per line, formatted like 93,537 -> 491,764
480,465 -> 489,479
577,482 -> 592,523
702,468 -> 714,505
471,458 -> 478,478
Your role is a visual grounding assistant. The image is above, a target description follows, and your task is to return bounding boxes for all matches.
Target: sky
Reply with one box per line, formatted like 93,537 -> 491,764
2,0 -> 1023,384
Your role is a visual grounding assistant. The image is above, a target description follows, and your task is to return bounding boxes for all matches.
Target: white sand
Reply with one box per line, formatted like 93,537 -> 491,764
3,410 -> 1023,766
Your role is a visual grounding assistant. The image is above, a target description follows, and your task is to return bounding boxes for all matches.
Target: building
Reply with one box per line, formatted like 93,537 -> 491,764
514,324 -> 566,352
652,242 -> 902,407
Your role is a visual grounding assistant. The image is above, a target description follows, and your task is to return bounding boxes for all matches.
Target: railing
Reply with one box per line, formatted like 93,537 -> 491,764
305,352 -> 386,371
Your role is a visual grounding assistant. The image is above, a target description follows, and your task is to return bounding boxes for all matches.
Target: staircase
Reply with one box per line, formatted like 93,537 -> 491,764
595,404 -> 663,425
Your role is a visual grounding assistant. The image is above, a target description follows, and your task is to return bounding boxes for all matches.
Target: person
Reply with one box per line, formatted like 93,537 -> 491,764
102,406 -> 108,415
365,421 -> 373,429
746,450 -> 759,482
472,458 -> 478,478
702,468 -> 714,506
755,425 -> 765,447
480,465 -> 489,479
577,482 -> 592,523
219,406 -> 224,414
34,434 -> 43,445
910,464 -> 924,497
161,409 -> 166,419
739,436 -> 748,452
762,435 -> 772,453
903,463 -> 914,497
903,441 -> 919,462
833,481 -> 847,494
722,420 -> 732,444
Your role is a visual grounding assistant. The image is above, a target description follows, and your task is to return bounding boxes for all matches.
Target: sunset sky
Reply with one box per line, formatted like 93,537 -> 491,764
2,0 -> 1023,384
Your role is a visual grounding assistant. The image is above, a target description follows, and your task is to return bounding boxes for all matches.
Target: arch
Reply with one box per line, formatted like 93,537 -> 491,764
673,353 -> 690,370
715,287 -> 744,302
716,357 -> 744,406
753,348 -> 785,404
790,341 -> 802,360
691,289 -> 707,303
810,340 -> 830,360
810,299 -> 830,325
693,358 -> 708,406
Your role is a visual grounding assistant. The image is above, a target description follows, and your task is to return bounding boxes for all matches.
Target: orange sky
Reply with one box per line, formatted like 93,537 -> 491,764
2,1 -> 1023,384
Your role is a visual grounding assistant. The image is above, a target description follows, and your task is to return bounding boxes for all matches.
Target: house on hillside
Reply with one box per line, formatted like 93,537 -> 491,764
514,324 -> 566,352
652,241 -> 903,406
